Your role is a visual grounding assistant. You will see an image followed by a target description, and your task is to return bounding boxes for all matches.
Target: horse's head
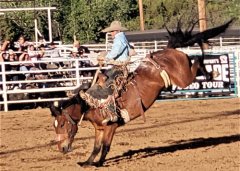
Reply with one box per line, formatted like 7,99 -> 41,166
49,95 -> 88,153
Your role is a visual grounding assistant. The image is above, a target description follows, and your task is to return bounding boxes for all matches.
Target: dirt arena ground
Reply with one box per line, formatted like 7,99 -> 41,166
0,98 -> 239,171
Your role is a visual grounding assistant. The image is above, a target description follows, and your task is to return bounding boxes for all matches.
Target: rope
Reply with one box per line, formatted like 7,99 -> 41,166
78,113 -> 85,126
91,63 -> 103,87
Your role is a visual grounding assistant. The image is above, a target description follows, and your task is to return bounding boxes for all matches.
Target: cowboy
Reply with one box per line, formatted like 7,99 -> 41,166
99,20 -> 130,62
81,21 -> 132,124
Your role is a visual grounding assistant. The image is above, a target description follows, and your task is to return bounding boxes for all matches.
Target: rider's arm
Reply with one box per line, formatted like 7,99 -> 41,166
105,37 -> 124,61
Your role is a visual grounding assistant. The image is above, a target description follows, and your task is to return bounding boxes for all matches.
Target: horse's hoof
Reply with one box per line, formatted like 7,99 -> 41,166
94,161 -> 104,167
77,161 -> 93,167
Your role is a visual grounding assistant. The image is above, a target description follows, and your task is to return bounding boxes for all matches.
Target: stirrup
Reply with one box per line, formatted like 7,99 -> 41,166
102,115 -> 118,124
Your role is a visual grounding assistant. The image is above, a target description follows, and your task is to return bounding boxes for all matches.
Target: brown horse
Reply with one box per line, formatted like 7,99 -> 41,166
49,19 -> 234,167
50,48 -> 201,167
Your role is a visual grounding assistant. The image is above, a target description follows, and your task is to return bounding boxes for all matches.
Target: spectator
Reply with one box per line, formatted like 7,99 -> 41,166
48,42 -> 64,68
27,44 -> 39,61
38,37 -> 47,47
19,52 -> 35,80
16,36 -> 28,53
70,47 -> 80,58
73,40 -> 90,55
5,50 -> 22,89
48,42 -> 60,58
38,44 -> 45,52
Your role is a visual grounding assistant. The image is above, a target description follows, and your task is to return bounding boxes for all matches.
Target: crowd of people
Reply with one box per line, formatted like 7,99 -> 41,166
0,36 -> 93,90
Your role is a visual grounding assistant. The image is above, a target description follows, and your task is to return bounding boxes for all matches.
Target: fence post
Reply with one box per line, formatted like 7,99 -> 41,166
154,41 -> 157,51
220,37 -> 223,49
1,63 -> 8,112
75,59 -> 80,87
236,50 -> 240,97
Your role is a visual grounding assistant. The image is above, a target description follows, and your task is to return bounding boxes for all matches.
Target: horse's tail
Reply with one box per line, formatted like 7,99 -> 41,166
194,18 -> 235,80
166,18 -> 235,80
182,18 -> 235,47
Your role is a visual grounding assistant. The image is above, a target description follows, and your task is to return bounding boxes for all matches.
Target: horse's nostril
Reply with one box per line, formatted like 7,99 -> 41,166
62,146 -> 69,154
62,147 -> 66,153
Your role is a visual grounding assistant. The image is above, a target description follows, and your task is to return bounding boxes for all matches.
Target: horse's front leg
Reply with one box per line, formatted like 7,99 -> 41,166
78,128 -> 104,167
96,124 -> 118,167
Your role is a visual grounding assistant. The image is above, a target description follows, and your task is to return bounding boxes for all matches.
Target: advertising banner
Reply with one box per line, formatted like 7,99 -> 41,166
181,53 -> 231,91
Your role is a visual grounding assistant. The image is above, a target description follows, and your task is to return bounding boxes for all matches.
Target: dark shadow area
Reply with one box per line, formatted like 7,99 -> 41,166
105,134 -> 240,165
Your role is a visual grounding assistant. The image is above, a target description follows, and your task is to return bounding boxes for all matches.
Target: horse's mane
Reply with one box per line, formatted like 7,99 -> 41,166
50,94 -> 89,117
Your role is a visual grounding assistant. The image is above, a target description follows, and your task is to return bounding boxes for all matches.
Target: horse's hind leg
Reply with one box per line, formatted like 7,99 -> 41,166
96,125 -> 118,167
177,60 -> 200,88
78,129 -> 104,167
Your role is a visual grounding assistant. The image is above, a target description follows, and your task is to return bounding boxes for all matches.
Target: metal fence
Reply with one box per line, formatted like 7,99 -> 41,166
0,48 -> 239,112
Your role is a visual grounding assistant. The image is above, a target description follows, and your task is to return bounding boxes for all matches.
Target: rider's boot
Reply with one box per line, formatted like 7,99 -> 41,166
101,104 -> 118,124
102,114 -> 118,124
101,108 -> 130,124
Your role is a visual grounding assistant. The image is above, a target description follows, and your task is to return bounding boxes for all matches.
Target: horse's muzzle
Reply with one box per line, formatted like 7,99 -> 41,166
56,134 -> 72,153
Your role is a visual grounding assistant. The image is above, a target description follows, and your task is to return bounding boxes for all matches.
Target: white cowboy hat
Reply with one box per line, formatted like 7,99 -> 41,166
102,21 -> 128,33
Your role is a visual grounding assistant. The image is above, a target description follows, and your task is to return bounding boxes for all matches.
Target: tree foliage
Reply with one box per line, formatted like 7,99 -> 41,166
0,0 -> 239,43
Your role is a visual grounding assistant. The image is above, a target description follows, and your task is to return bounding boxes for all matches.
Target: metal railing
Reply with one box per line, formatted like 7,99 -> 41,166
0,48 -> 239,112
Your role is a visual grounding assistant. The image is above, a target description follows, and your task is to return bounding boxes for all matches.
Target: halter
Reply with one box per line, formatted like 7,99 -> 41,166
63,110 -> 77,125
56,105 -> 85,142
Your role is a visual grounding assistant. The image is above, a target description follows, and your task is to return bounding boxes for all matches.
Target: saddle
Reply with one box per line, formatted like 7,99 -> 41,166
80,65 -> 129,122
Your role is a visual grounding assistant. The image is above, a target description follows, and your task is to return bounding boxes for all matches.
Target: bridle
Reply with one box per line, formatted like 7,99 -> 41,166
56,104 -> 84,142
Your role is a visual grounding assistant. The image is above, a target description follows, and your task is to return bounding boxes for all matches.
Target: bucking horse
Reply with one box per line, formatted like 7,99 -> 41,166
49,19 -> 234,167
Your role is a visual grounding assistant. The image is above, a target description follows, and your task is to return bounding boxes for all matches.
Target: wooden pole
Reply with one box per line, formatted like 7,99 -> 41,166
138,0 -> 144,31
198,0 -> 208,49
198,0 -> 207,32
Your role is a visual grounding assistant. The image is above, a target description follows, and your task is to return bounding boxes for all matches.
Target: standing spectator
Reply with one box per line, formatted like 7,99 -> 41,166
16,36 -> 28,53
70,47 -> 80,58
73,40 -> 90,56
38,37 -> 47,47
27,44 -> 39,61
19,52 -> 35,80
5,50 -> 21,89
48,42 -> 63,67
48,42 -> 60,58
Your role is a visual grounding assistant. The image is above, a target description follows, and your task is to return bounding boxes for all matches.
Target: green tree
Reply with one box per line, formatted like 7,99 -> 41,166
0,0 -> 238,43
